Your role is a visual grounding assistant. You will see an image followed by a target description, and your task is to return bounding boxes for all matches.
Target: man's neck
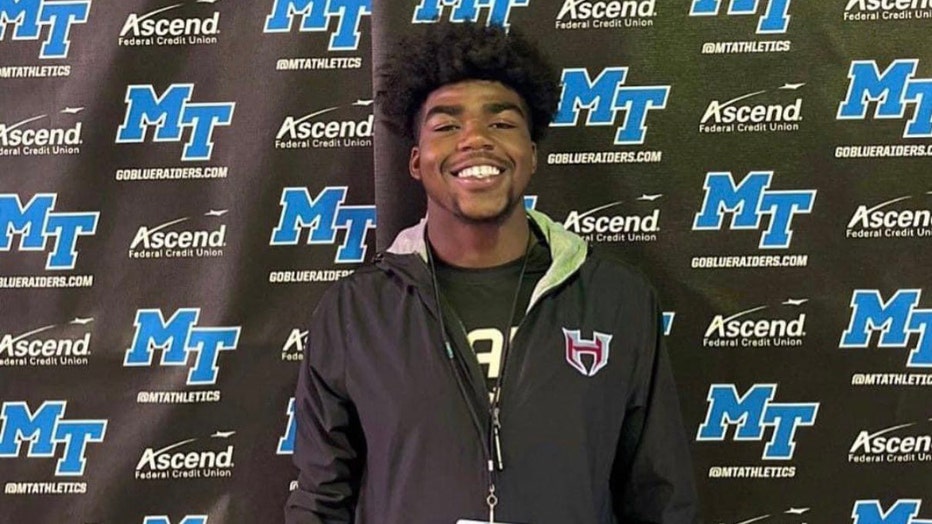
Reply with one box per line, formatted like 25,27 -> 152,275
427,210 -> 530,269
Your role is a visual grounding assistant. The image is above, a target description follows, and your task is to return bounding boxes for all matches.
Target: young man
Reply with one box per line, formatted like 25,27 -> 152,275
286,22 -> 698,524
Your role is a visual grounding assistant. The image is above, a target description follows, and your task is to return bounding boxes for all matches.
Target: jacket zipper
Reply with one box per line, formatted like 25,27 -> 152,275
448,279 -> 561,473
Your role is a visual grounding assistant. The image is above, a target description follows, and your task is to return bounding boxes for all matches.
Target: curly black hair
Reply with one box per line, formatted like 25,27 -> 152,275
378,22 -> 560,142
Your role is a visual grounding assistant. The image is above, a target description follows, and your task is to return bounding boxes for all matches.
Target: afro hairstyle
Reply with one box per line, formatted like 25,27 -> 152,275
378,22 -> 561,143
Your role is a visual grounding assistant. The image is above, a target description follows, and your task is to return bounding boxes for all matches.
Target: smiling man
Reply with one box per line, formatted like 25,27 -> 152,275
285,22 -> 698,524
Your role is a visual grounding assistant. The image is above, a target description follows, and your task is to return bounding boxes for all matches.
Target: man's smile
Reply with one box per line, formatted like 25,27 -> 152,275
452,164 -> 505,179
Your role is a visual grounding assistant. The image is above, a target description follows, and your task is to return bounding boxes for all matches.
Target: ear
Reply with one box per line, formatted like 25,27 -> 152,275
409,146 -> 422,181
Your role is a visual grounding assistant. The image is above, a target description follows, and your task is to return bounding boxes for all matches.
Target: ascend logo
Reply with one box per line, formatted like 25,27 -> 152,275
849,418 -> 932,464
689,0 -> 793,34
841,289 -> 932,369
853,500 -> 930,524
0,106 -> 83,156
555,0 -> 656,30
0,0 -> 91,59
700,83 -> 803,134
713,508 -> 812,524
846,192 -> 932,240
264,0 -> 371,51
844,0 -> 932,22
124,308 -> 240,389
119,0 -> 221,47
412,0 -> 529,28
0,193 -> 98,271
116,84 -> 234,162
278,398 -> 296,454
562,194 -> 661,244
281,328 -> 306,362
0,317 -> 93,367
270,186 -> 376,265
838,60 -> 932,139
144,516 -> 208,524
552,67 -> 669,145
129,209 -> 228,260
276,99 -> 372,150
136,430 -> 235,481
0,401 -> 106,479
697,384 -> 818,461
693,171 -> 815,249
703,298 -> 807,349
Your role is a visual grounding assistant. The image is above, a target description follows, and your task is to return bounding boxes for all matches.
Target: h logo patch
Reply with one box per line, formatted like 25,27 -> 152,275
563,328 -> 612,376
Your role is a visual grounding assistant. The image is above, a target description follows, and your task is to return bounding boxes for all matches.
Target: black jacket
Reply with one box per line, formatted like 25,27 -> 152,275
286,210 -> 698,523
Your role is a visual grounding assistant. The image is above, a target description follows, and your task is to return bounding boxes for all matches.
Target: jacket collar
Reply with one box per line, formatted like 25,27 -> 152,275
386,209 -> 588,309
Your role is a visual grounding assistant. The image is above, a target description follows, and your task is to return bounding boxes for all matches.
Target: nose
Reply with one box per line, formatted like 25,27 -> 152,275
457,120 -> 493,150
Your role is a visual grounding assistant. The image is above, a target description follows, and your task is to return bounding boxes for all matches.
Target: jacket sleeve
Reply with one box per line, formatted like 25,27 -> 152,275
611,295 -> 699,524
285,284 -> 365,523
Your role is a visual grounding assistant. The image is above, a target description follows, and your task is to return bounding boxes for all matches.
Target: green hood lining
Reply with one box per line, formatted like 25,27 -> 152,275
386,209 -> 588,310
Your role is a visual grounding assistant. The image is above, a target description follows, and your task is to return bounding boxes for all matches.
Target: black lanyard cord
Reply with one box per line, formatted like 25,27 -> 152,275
424,227 -> 532,501
426,240 -> 488,458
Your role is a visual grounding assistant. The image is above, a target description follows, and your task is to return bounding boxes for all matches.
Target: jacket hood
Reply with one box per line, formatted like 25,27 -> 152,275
384,209 -> 588,309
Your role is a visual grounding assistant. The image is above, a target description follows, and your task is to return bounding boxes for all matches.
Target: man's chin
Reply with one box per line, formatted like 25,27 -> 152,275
453,200 -> 521,225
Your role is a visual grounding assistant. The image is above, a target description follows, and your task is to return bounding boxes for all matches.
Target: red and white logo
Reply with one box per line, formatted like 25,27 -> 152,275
563,328 -> 613,377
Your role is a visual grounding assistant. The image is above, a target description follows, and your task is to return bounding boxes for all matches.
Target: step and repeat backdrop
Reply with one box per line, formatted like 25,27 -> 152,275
1,1 -> 930,523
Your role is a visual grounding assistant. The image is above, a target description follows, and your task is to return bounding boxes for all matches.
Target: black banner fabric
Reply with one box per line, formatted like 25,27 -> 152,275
2,1 -> 930,523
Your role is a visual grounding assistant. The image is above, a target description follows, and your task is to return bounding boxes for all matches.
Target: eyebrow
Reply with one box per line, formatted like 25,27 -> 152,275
423,101 -> 528,121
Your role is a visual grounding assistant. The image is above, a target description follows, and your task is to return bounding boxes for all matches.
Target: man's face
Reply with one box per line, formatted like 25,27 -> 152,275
409,80 -> 537,225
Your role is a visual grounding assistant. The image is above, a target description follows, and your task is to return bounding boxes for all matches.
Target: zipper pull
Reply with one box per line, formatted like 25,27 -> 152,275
492,407 -> 504,471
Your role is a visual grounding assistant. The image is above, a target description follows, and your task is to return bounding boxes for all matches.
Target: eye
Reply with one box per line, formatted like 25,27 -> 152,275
491,120 -> 517,129
432,122 -> 459,132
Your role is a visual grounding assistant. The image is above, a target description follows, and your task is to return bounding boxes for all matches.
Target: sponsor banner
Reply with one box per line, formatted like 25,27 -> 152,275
0,401 -> 107,494
836,60 -> 932,159
702,299 -> 807,349
265,0 -> 370,70
852,500 -> 930,524
268,186 -> 376,279
0,0 -> 91,79
135,431 -> 235,481
411,0 -> 530,27
708,507 -> 813,522
0,274 -> 93,289
549,67 -> 668,165
561,194 -> 662,244
277,398 -> 295,455
841,289 -> 932,385
0,193 -> 98,288
115,84 -> 234,175
691,171 -> 814,269
0,317 -> 93,367
554,0 -> 656,31
662,312 -> 675,336
844,0 -> 932,22
128,209 -> 229,260
0,106 -> 84,157
275,99 -> 373,150
849,419 -> 932,464
280,329 -> 306,362
846,192 -> 932,240
124,308 -> 241,403
118,0 -> 221,48
699,83 -> 804,135
697,384 -> 818,476
689,0 -> 793,54
267,269 -> 354,284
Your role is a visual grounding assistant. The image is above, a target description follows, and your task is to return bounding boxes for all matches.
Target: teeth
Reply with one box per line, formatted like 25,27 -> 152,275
457,165 -> 502,179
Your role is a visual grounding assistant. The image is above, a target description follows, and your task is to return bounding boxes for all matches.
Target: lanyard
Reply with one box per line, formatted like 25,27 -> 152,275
426,230 -> 532,523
